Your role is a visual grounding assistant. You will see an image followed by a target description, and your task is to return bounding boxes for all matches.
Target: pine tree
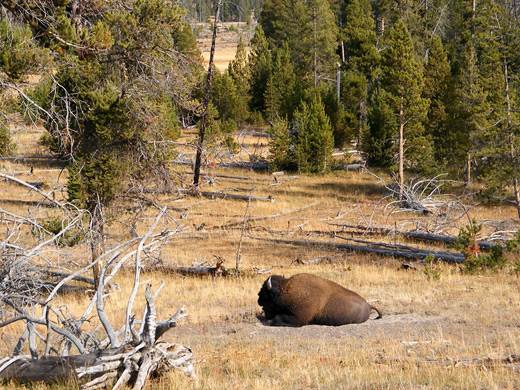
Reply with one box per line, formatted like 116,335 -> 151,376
2,0 -> 200,285
264,43 -> 298,121
293,94 -> 334,174
227,36 -> 250,124
473,0 -> 520,217
210,71 -> 240,125
248,25 -> 272,114
341,0 -> 380,146
364,89 -> 395,166
422,0 -> 452,40
267,115 -> 296,171
423,37 -> 451,170
0,18 -> 49,156
379,21 -> 431,189
307,0 -> 339,86
373,0 -> 400,37
259,0 -> 338,81
443,0 -> 483,183
0,20 -> 49,80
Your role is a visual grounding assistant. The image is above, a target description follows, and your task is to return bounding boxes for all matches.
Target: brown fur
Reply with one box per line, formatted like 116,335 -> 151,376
257,273 -> 382,326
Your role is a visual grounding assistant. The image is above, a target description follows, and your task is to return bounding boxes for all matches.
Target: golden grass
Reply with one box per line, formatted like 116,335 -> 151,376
2,124 -> 520,389
197,22 -> 252,72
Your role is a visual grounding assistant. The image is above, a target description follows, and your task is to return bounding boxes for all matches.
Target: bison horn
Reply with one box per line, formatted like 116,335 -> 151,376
267,276 -> 272,290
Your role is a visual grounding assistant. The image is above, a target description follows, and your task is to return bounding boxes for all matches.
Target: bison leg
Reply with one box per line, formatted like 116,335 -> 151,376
268,314 -> 306,327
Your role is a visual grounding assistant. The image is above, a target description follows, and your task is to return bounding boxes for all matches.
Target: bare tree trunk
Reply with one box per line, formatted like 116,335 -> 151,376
358,99 -> 365,145
465,155 -> 471,186
91,202 -> 105,289
193,1 -> 221,189
398,101 -> 404,198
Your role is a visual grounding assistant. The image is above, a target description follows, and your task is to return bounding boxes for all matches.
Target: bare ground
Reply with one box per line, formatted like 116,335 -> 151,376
171,313 -> 447,343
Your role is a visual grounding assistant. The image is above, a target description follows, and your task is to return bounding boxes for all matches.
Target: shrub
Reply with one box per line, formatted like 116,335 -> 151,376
0,123 -> 16,157
423,255 -> 442,280
35,216 -> 84,247
463,245 -> 507,274
452,219 -> 508,273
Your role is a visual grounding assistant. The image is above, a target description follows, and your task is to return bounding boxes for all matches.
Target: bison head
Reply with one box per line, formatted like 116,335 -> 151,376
257,275 -> 290,320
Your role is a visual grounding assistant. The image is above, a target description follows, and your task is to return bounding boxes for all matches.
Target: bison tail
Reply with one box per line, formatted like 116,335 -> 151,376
370,306 -> 383,320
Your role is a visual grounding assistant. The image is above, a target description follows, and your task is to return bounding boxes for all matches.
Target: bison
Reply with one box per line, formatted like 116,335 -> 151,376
257,273 -> 382,326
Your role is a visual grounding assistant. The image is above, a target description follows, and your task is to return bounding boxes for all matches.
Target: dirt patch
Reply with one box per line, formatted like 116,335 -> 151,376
172,313 -> 446,343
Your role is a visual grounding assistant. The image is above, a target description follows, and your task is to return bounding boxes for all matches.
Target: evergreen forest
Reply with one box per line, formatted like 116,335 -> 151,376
1,0 -> 520,218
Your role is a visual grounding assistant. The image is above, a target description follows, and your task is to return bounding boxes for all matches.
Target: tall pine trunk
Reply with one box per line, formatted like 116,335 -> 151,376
398,101 -> 404,198
358,99 -> 366,146
465,156 -> 471,186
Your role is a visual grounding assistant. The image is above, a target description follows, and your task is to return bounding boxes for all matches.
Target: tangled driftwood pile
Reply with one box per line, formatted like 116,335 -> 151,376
0,207 -> 197,389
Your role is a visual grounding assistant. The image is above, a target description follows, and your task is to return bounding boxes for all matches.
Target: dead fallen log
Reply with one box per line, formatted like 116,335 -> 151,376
180,189 -> 273,202
183,171 -> 273,182
249,236 -> 466,263
154,258 -> 230,277
0,289 -> 196,389
0,348 -> 121,384
172,160 -> 269,171
0,199 -> 57,208
0,172 -> 64,208
328,223 -> 496,251
35,269 -> 95,286
0,343 -> 194,387
291,256 -> 336,265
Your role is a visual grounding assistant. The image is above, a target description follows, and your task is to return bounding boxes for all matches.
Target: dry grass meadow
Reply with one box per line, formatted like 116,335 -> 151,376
1,115 -> 520,390
1,25 -> 520,390
197,21 -> 253,71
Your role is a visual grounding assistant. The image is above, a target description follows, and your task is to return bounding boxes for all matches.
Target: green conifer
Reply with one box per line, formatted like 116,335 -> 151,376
294,94 -> 334,174
379,21 -> 431,186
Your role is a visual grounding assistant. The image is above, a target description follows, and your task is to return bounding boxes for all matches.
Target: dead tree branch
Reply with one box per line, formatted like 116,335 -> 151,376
0,209 -> 197,388
0,172 -> 65,208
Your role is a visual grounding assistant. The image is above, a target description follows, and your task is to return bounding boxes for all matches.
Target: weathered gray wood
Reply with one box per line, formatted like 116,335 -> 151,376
0,173 -> 64,208
249,236 -> 466,263
181,189 -> 273,202
162,264 -> 230,277
0,349 -> 119,383
328,223 -> 496,251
